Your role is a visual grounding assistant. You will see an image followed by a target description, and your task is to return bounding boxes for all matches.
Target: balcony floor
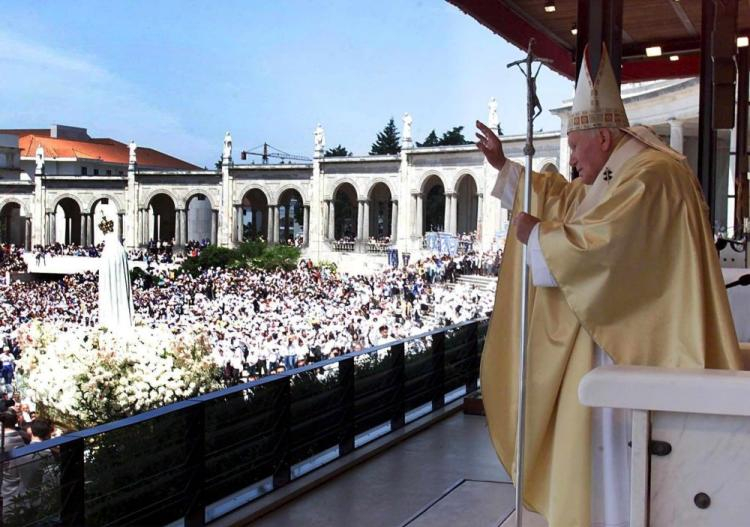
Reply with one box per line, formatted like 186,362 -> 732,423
248,412 -> 514,527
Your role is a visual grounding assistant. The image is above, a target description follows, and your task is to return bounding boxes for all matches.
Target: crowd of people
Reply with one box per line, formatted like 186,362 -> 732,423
0,249 -> 500,386
0,245 -> 500,518
0,246 -> 27,274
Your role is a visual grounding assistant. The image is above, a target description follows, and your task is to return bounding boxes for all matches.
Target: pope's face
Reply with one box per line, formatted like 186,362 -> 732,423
568,129 -> 612,185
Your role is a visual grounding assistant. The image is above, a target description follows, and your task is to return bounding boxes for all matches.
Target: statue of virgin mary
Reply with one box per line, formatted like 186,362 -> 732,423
98,217 -> 134,330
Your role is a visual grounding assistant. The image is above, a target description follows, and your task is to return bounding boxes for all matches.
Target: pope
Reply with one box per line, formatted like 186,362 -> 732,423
476,44 -> 741,527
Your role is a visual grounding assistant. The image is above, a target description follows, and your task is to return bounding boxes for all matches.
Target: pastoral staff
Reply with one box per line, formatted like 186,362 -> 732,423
476,44 -> 741,527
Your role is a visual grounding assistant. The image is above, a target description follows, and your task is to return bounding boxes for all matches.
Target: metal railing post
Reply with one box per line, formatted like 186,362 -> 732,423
339,357 -> 355,456
272,377 -> 291,488
431,332 -> 446,410
466,321 -> 480,393
390,343 -> 406,431
60,437 -> 85,526
185,402 -> 206,527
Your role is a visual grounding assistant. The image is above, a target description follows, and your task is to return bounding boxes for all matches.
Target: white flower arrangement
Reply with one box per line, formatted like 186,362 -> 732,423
16,321 -> 222,429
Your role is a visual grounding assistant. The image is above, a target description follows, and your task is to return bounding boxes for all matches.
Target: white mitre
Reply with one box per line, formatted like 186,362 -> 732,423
568,44 -> 629,133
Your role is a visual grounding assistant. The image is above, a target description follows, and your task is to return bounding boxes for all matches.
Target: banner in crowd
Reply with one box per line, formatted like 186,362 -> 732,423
424,232 -> 458,256
387,248 -> 399,268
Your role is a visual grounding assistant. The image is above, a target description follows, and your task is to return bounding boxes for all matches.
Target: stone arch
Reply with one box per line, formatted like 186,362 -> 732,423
366,178 -> 397,200
142,188 -> 183,211
146,192 -> 176,243
421,174 -> 445,234
184,190 -> 215,209
240,188 -> 269,242
418,171 -> 446,194
333,182 -> 358,240
54,197 -> 82,245
236,184 -> 271,207
367,182 -> 393,240
50,193 -> 85,213
0,198 -> 28,218
277,187 -> 305,245
0,201 -> 26,247
541,162 -> 559,173
86,194 -> 125,214
455,173 -> 479,236
185,193 -> 213,243
328,178 -> 362,201
274,184 -> 307,206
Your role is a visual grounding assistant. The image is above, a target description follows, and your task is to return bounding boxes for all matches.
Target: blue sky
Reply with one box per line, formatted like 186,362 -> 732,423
0,1 -> 573,167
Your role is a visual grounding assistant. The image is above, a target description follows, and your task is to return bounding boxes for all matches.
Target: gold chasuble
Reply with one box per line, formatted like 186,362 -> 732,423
481,133 -> 741,527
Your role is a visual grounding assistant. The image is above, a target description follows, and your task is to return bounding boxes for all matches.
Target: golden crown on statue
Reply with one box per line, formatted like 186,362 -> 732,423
98,216 -> 115,234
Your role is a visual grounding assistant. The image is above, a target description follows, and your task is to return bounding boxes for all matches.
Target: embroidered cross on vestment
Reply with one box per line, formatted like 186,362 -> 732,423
603,168 -> 613,182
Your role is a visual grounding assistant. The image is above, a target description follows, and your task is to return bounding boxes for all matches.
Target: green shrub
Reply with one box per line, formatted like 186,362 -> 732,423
130,267 -> 157,288
179,243 -> 301,275
250,244 -> 301,272
237,239 -> 267,259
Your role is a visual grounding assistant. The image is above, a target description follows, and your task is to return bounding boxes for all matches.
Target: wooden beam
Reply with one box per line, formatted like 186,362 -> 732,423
667,0 -> 699,36
698,0 -> 717,228
447,0 -> 576,80
735,46 -> 749,235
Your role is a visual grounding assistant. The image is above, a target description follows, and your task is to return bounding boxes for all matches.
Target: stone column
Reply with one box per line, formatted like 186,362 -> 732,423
450,192 -> 458,235
44,213 -> 50,245
303,205 -> 310,246
140,209 -> 147,245
327,200 -> 335,240
80,214 -> 88,246
89,213 -> 95,246
273,205 -> 280,244
175,209 -> 183,246
118,213 -> 124,243
476,193 -> 483,238
416,193 -> 423,237
363,200 -> 370,242
48,212 -> 54,245
211,209 -> 218,245
669,118 -> 684,154
356,201 -> 364,242
391,200 -> 398,241
267,205 -> 274,242
283,203 -> 291,243
24,218 -> 31,251
234,205 -> 243,243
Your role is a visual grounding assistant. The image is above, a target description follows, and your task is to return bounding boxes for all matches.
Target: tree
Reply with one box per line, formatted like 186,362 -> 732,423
439,126 -> 472,146
325,144 -> 350,157
417,130 -> 440,147
370,118 -> 401,155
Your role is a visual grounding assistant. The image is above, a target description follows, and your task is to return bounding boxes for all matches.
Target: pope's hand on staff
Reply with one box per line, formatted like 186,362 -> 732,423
513,212 -> 540,245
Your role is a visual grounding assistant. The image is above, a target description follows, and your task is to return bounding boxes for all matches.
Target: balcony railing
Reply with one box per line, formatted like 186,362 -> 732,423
332,240 -> 355,252
366,241 -> 390,253
1,318 -> 488,527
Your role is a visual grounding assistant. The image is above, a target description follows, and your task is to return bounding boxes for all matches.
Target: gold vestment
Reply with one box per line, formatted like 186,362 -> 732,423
482,140 -> 741,526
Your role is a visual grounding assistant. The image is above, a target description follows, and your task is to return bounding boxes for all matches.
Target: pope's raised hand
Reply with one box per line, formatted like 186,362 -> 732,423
475,120 -> 506,171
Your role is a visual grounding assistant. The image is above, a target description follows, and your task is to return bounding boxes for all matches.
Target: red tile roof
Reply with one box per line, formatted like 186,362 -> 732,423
11,133 -> 200,170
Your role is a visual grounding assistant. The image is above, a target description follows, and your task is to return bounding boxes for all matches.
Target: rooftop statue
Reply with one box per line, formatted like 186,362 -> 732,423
223,131 -> 232,161
402,113 -> 413,145
314,123 -> 325,153
35,143 -> 44,173
488,97 -> 498,131
128,140 -> 137,165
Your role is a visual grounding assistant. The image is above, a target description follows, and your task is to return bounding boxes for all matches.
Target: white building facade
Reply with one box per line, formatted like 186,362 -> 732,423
0,82 -> 725,264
